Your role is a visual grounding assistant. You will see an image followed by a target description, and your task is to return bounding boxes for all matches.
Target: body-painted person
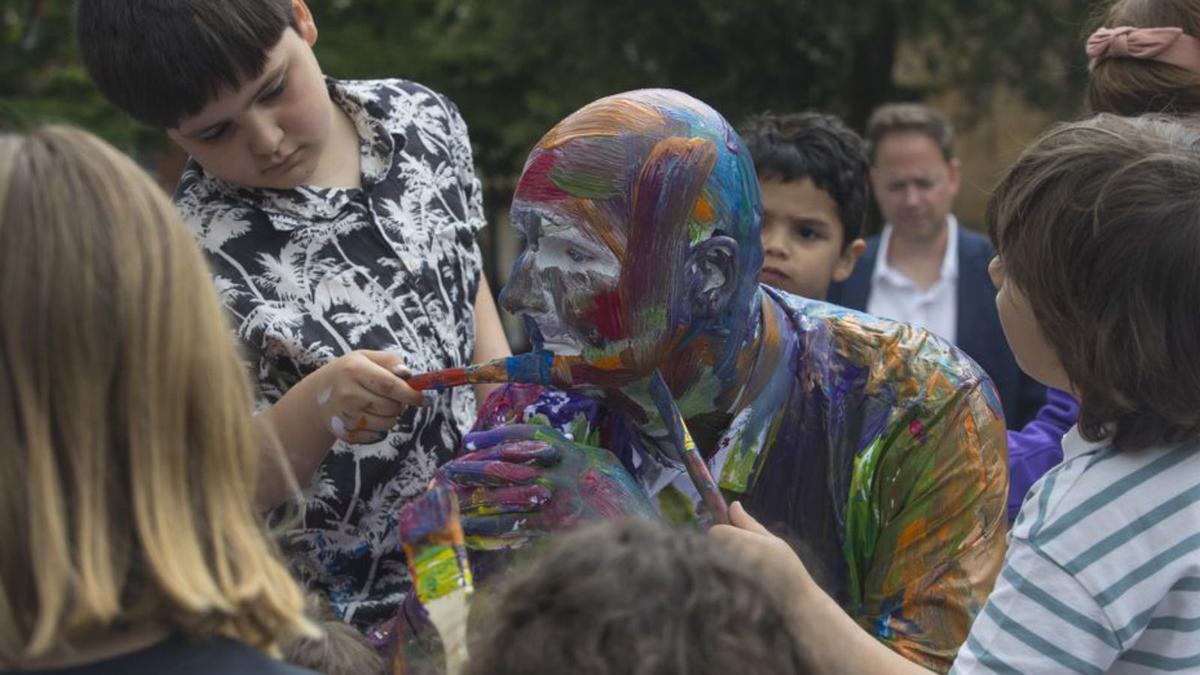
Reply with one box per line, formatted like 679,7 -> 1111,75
436,90 -> 1008,672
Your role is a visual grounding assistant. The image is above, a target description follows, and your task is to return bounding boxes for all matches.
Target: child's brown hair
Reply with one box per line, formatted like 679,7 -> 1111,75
464,518 -> 808,675
987,114 -> 1200,450
1088,0 -> 1200,115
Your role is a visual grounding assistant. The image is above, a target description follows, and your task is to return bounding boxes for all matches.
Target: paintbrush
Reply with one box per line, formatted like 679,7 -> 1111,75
397,485 -> 474,675
647,369 -> 730,526
405,350 -> 643,391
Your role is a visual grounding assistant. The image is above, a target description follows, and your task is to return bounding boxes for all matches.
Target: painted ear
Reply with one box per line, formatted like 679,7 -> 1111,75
623,137 -> 718,336
686,235 -> 739,320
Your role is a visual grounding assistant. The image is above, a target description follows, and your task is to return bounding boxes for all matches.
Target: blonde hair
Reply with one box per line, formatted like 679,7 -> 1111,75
0,126 -> 316,666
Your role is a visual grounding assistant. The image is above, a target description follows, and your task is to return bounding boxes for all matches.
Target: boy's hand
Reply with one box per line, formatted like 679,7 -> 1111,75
434,424 -> 657,549
709,502 -> 816,598
314,350 -> 429,444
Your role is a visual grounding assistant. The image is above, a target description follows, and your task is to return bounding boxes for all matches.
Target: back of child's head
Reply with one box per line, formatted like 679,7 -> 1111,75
0,125 -> 314,665
1087,0 -> 1200,115
986,114 -> 1200,450
464,518 -> 808,675
75,0 -> 295,128
281,594 -> 385,675
740,112 -> 870,246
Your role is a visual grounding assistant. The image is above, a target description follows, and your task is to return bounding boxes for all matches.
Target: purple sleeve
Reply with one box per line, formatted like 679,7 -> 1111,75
1005,388 -> 1078,523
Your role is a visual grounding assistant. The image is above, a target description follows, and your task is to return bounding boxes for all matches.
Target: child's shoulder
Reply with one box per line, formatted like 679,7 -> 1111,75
1015,430 -> 1200,576
333,77 -> 467,134
172,161 -> 264,234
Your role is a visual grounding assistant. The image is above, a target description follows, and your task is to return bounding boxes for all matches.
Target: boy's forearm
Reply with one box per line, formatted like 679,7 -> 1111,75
255,376 -> 337,509
471,276 -> 512,405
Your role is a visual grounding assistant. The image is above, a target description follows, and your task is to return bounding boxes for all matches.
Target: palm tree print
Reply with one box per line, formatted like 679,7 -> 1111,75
174,78 -> 485,629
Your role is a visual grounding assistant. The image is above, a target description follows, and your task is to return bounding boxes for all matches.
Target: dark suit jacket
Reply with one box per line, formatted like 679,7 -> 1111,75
827,226 -> 1046,428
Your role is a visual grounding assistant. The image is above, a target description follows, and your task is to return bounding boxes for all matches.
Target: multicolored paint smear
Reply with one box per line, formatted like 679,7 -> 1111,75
432,89 -> 1008,672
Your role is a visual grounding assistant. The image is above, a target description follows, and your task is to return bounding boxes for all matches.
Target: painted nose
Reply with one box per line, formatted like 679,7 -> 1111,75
500,253 -> 549,315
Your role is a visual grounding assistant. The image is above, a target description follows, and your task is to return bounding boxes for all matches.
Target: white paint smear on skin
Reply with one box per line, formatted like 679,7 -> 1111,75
330,416 -> 347,439
317,385 -> 333,405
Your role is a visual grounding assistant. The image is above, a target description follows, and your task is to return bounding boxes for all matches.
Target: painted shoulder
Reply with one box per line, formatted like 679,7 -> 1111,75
769,286 -> 993,405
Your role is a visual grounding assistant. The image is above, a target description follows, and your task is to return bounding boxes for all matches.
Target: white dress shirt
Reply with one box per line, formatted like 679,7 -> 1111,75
867,216 -> 959,344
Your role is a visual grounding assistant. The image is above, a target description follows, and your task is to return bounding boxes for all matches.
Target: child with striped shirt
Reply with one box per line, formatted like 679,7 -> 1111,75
712,113 -> 1200,673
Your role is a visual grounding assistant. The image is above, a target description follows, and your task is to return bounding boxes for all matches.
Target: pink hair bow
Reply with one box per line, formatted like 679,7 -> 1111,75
1087,25 -> 1200,72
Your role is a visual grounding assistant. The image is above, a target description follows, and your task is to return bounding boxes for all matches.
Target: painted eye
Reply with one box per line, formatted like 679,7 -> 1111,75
566,247 -> 591,263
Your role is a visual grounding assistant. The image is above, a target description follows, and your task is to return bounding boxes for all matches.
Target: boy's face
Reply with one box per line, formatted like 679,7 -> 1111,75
870,131 -> 960,240
989,256 -> 1072,393
167,11 -> 337,190
757,177 -> 864,299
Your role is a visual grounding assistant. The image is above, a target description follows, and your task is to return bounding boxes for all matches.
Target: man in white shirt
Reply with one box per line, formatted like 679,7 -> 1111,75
828,103 -> 1046,428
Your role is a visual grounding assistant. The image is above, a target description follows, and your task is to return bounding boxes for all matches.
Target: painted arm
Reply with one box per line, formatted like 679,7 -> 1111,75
845,383 -> 1009,672
470,276 -> 511,406
1006,388 -> 1078,522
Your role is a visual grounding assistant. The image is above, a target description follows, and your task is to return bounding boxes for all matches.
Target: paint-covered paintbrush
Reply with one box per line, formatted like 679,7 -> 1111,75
405,350 -> 643,391
647,369 -> 730,526
397,485 -> 474,675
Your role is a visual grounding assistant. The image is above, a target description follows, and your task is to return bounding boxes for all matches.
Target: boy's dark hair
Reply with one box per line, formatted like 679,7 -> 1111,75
740,112 -> 870,246
865,103 -> 956,163
1088,0 -> 1200,115
987,114 -> 1200,450
75,0 -> 296,128
464,519 -> 809,675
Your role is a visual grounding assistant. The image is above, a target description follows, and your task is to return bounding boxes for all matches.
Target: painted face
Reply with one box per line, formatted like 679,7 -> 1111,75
989,256 -> 1071,392
870,132 -> 960,240
758,178 -> 861,300
501,199 -> 626,357
168,23 -> 339,190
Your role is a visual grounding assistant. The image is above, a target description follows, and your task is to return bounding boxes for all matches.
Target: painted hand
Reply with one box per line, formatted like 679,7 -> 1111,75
313,350 -> 430,444
434,424 -> 656,549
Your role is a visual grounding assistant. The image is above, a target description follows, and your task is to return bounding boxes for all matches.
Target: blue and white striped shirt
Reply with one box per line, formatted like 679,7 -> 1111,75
952,426 -> 1200,673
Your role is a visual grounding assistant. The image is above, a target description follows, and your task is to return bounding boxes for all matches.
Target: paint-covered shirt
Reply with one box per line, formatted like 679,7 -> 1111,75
952,428 -> 1200,674
174,78 -> 484,629
477,287 -> 1008,672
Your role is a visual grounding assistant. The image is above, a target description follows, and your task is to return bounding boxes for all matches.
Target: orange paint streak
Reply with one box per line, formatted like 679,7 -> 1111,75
540,98 -> 666,149
692,194 -> 715,223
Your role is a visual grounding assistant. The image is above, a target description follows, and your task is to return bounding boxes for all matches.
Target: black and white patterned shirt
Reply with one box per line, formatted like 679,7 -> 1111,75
174,78 -> 484,628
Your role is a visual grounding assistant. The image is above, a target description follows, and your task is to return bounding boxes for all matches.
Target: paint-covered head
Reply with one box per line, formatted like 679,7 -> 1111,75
501,89 -> 763,377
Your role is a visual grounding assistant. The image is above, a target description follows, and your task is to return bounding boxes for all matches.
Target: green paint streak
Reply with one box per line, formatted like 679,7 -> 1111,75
719,438 -> 756,493
550,167 -> 621,199
657,485 -> 698,526
844,434 -> 886,606
412,544 -> 471,604
640,306 -> 668,329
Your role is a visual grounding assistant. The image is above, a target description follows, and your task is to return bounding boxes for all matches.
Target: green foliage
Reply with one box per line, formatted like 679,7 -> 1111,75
1,0 -> 159,152
309,0 -> 1092,182
3,0 -> 1093,179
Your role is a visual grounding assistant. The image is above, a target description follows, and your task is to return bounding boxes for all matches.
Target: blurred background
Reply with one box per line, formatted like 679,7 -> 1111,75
2,0 -> 1096,346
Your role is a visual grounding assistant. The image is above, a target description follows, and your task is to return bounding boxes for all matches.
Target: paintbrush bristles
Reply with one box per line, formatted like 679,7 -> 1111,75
397,486 -> 474,605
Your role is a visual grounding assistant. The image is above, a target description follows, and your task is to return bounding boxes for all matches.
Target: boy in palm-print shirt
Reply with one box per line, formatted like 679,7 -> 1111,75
76,0 -> 510,630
